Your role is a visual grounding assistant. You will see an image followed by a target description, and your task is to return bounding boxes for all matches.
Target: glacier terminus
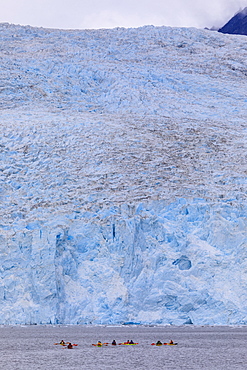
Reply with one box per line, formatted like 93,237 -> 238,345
0,23 -> 247,325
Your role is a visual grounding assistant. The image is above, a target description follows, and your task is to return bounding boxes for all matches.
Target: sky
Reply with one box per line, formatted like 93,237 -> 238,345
0,0 -> 247,30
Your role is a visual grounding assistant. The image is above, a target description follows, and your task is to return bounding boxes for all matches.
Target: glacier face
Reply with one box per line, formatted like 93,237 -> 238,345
2,200 -> 247,325
0,23 -> 247,325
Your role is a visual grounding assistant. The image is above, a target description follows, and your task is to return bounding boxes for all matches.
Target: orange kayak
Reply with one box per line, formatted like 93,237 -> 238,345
92,343 -> 108,347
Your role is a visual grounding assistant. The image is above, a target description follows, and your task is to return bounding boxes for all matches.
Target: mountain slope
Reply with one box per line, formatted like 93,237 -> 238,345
218,7 -> 247,35
0,23 -> 247,325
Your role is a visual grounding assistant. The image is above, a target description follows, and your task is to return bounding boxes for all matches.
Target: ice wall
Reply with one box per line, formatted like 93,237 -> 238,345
1,23 -> 247,325
1,199 -> 247,325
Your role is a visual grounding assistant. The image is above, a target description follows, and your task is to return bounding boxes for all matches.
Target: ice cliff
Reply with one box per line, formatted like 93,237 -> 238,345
1,23 -> 247,325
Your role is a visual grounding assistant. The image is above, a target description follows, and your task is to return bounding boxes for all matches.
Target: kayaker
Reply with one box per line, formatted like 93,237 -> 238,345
129,340 -> 134,344
169,340 -> 174,344
156,340 -> 162,345
67,343 -> 73,349
60,340 -> 65,345
112,340 -> 117,345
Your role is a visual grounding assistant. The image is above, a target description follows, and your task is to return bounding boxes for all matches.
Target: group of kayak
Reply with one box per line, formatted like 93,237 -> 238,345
151,340 -> 177,346
54,340 -> 78,348
93,340 -> 138,346
92,339 -> 177,347
55,339 -> 177,348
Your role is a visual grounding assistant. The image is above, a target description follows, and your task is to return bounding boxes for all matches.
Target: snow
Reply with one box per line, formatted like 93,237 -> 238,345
0,23 -> 247,325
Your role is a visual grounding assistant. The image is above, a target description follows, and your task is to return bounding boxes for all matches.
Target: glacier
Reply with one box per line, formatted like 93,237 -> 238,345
1,23 -> 247,325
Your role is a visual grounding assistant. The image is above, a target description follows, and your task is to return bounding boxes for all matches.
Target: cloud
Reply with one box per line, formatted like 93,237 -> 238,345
0,0 -> 247,30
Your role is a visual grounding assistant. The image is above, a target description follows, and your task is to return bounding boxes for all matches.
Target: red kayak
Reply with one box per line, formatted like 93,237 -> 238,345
151,343 -> 163,346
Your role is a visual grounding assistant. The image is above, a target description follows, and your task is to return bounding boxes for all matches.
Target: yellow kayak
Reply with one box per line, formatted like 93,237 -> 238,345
119,342 -> 138,345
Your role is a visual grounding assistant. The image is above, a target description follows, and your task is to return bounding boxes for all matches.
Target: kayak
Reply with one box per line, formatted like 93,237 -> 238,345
54,343 -> 66,346
92,343 -> 108,347
119,343 -> 138,345
151,343 -> 163,346
151,343 -> 177,346
124,343 -> 138,345
164,343 -> 177,346
54,343 -> 78,347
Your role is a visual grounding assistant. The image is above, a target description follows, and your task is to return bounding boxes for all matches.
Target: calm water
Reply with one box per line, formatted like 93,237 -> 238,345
0,325 -> 246,369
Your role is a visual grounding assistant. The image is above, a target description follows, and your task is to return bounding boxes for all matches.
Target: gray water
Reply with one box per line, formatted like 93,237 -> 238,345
0,325 -> 246,369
